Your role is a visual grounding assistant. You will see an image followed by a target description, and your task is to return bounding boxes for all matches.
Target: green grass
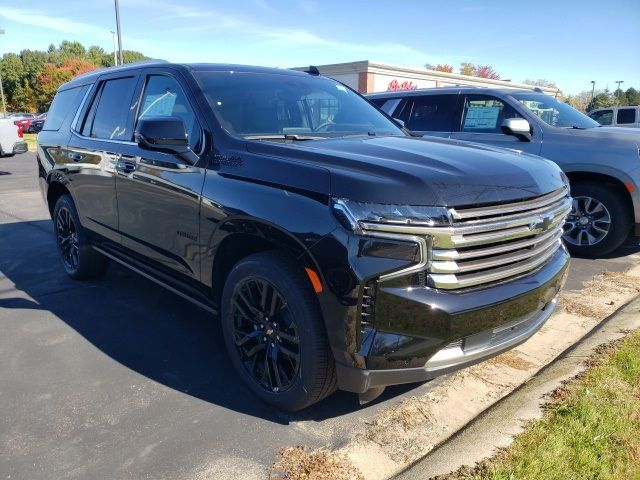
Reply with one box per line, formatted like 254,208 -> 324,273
446,331 -> 640,480
23,133 -> 37,151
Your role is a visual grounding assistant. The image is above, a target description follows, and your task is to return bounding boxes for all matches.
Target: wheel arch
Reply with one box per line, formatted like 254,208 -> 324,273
208,218 -> 327,310
46,180 -> 72,218
565,171 -> 634,222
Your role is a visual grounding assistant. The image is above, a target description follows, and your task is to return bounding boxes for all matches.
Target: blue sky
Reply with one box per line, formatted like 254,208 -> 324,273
1,0 -> 639,94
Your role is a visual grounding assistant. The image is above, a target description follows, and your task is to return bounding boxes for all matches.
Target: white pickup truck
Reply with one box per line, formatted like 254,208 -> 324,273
0,118 -> 28,157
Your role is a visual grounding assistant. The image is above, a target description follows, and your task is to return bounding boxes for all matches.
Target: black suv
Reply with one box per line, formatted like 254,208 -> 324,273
37,63 -> 570,411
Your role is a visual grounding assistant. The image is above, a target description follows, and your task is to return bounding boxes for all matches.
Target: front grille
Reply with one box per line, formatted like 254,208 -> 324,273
428,187 -> 571,290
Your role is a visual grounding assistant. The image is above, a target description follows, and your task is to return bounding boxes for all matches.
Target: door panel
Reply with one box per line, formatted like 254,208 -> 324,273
116,72 -> 206,280
66,73 -> 140,243
449,94 -> 542,155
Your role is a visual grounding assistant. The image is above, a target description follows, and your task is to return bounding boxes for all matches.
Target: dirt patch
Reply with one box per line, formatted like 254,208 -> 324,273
269,446 -> 364,480
485,351 -> 534,371
559,271 -> 640,318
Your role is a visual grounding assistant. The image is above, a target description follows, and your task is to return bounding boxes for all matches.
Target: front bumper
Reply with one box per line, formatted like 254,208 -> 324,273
336,246 -> 569,393
13,141 -> 28,154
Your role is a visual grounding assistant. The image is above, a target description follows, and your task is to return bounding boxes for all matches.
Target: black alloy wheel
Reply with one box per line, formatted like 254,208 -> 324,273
56,205 -> 80,272
53,194 -> 108,279
230,277 -> 300,393
220,251 -> 337,411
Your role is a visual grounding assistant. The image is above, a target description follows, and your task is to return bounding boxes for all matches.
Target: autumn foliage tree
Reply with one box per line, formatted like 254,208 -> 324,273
1,41 -> 148,112
425,63 -> 455,73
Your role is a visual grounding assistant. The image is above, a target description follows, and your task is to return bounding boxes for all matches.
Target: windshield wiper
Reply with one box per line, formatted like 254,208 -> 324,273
563,125 -> 587,130
244,134 -> 325,141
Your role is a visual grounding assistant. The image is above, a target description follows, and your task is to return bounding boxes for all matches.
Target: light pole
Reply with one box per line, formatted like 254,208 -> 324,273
110,30 -> 117,66
615,80 -> 624,93
590,80 -> 596,104
0,28 -> 6,117
114,0 -> 124,65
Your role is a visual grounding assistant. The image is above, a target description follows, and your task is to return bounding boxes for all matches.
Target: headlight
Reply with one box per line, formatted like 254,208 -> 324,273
332,198 -> 451,234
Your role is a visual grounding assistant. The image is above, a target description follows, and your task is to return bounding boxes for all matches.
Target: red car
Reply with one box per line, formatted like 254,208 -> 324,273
10,112 -> 36,132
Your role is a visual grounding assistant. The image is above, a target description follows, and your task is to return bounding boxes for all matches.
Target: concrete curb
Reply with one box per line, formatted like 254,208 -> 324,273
393,295 -> 640,479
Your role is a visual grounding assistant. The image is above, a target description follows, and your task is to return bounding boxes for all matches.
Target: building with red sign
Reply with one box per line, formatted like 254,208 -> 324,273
293,60 -> 560,96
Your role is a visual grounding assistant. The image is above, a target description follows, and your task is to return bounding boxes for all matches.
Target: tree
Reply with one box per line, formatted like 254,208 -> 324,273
122,50 -> 148,64
587,92 -> 615,112
474,65 -> 500,79
458,62 -> 500,79
625,87 -> 640,106
613,88 -> 628,106
35,59 -> 98,110
425,63 -> 454,73
459,62 -> 475,76
87,45 -> 111,67
524,79 -> 558,89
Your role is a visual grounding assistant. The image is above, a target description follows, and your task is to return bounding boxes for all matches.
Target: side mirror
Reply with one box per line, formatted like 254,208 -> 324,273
135,116 -> 190,155
501,118 -> 532,142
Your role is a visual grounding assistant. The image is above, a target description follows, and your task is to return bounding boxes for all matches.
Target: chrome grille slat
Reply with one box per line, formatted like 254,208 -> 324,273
432,225 -> 563,261
430,229 -> 564,274
427,186 -> 570,289
430,239 -> 561,289
450,187 -> 567,220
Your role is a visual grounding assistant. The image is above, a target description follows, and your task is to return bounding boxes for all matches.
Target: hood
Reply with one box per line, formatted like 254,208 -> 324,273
566,126 -> 640,139
246,135 -> 566,208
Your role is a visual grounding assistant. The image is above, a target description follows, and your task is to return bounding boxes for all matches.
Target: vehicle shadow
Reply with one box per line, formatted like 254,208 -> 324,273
0,219 -> 422,425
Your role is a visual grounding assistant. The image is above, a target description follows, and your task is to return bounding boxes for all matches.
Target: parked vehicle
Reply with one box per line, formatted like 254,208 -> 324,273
367,88 -> 640,257
12,113 -> 36,132
28,112 -> 48,133
0,118 -> 28,156
38,63 -> 570,410
588,105 -> 640,128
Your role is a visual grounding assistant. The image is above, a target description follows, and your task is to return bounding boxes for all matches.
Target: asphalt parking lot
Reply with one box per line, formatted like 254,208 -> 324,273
2,152 -> 639,480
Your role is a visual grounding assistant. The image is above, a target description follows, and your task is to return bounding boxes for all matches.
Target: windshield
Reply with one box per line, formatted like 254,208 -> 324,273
194,71 -> 404,139
510,92 -> 600,129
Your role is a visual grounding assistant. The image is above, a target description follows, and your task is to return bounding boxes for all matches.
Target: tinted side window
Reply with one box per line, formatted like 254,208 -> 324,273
137,75 -> 202,151
461,95 -> 522,133
407,95 -> 456,132
617,108 -> 636,125
43,86 -> 85,131
84,77 -> 137,140
589,109 -> 613,126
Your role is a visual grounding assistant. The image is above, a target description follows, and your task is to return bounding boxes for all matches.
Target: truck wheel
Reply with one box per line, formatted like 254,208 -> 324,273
53,194 -> 108,279
563,182 -> 631,257
220,251 -> 337,411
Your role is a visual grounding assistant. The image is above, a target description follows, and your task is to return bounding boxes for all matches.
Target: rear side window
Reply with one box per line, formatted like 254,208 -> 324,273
589,109 -> 613,126
617,108 -> 636,125
461,95 -> 522,133
407,95 -> 456,132
82,77 -> 137,140
43,86 -> 85,131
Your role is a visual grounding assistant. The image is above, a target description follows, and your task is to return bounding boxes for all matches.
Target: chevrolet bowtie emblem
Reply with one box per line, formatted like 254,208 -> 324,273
529,214 -> 553,231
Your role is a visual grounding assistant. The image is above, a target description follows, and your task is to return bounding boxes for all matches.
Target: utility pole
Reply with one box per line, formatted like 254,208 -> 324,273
615,80 -> 624,92
0,28 -> 6,117
590,80 -> 596,104
110,31 -> 117,66
114,0 -> 124,65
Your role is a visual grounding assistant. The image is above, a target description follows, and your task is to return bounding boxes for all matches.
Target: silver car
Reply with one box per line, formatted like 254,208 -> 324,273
368,87 -> 640,257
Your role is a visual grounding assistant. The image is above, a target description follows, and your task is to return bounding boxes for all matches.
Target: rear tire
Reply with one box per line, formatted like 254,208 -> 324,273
220,251 -> 337,411
563,182 -> 631,258
53,194 -> 109,279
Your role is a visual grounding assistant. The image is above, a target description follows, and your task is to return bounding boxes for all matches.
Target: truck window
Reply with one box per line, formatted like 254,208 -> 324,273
616,108 -> 636,125
82,77 -> 137,140
43,86 -> 86,131
461,95 -> 521,133
589,109 -> 613,126
137,75 -> 203,152
407,95 -> 456,132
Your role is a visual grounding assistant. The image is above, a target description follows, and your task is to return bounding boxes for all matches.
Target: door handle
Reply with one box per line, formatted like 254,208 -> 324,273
116,160 -> 136,174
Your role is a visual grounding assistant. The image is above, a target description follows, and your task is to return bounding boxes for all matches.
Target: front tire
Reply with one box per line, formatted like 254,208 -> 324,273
563,182 -> 631,257
53,194 -> 108,279
220,251 -> 337,411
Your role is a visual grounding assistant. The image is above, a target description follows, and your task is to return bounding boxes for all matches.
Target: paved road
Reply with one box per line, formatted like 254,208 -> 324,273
1,153 -> 638,480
